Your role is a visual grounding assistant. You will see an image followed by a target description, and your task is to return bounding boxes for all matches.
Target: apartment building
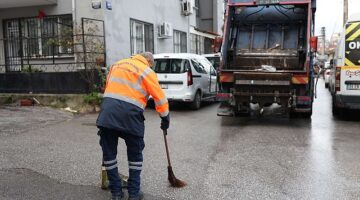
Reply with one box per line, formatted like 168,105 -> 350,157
104,0 -> 224,65
0,0 -> 224,93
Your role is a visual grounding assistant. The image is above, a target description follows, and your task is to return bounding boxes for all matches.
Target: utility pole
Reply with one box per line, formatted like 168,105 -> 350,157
344,0 -> 348,26
321,27 -> 326,59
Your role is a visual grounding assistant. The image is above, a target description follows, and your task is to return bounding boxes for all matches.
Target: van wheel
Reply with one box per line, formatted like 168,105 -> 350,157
332,97 -> 341,116
332,103 -> 344,117
332,104 -> 339,116
190,91 -> 201,110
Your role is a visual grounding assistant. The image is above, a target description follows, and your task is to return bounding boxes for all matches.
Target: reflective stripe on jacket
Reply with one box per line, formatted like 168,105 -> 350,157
96,55 -> 169,136
104,55 -> 169,117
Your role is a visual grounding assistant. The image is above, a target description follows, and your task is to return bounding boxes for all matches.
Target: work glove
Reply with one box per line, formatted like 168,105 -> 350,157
160,114 -> 170,131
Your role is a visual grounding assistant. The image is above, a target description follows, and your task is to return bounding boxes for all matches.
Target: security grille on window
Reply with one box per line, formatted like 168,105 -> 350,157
4,15 -> 73,58
173,30 -> 187,53
130,19 -> 154,55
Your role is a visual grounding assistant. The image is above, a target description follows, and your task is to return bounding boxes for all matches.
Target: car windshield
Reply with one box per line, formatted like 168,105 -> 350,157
205,57 -> 220,69
153,59 -> 189,73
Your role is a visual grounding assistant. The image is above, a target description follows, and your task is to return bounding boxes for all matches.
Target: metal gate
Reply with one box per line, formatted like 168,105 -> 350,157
0,17 -> 106,94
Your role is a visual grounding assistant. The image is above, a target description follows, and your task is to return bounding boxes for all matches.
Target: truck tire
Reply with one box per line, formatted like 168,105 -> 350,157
289,111 -> 298,118
300,111 -> 312,119
190,91 -> 201,110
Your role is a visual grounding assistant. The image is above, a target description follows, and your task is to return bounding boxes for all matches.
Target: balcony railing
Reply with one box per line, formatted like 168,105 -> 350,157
0,0 -> 57,9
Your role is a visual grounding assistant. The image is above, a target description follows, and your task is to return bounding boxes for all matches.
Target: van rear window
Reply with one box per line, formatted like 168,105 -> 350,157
153,59 -> 189,73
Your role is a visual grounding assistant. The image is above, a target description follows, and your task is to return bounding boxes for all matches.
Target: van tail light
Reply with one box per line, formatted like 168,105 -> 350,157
187,69 -> 193,86
335,67 -> 341,92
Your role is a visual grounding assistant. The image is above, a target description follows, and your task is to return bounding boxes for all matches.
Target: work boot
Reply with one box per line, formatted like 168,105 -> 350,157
128,191 -> 144,200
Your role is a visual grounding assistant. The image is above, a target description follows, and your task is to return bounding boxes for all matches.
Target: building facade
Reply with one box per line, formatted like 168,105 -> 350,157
0,0 -> 224,93
0,0 -> 105,93
0,0 -> 105,73
104,0 -> 224,65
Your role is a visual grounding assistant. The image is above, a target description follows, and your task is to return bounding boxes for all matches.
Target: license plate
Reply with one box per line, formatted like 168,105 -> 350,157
347,84 -> 360,90
161,84 -> 168,89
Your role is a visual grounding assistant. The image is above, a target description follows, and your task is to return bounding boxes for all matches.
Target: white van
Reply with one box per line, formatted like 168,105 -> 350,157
329,14 -> 360,115
202,53 -> 221,70
153,53 -> 217,109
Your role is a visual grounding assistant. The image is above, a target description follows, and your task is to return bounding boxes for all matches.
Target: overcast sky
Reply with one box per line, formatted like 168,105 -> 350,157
315,0 -> 360,39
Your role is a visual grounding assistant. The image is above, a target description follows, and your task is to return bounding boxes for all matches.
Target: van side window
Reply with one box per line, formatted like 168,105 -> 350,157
191,60 -> 207,74
184,60 -> 191,72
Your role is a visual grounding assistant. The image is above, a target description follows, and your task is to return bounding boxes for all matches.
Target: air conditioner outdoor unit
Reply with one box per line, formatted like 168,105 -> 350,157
159,22 -> 173,38
181,0 -> 193,16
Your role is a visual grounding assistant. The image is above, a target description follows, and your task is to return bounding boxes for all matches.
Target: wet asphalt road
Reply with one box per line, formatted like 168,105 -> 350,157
1,79 -> 360,200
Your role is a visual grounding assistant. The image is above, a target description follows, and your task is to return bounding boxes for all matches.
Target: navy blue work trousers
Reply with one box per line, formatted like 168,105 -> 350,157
99,127 -> 145,198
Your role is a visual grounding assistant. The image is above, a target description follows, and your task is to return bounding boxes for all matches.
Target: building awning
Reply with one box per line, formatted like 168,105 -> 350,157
189,27 -> 219,39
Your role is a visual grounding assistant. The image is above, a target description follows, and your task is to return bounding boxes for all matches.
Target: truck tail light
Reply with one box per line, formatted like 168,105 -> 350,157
297,96 -> 312,105
310,36 -> 318,53
219,72 -> 234,83
187,69 -> 193,86
335,67 -> 341,92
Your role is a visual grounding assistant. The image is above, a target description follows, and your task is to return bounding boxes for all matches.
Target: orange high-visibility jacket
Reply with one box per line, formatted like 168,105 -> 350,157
104,54 -> 169,117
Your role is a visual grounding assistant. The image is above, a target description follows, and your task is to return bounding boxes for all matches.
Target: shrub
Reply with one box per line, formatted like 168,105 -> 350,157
84,92 -> 103,106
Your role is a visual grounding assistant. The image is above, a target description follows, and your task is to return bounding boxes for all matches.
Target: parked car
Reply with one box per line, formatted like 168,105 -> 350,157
323,61 -> 331,88
153,53 -> 218,110
324,69 -> 331,88
202,53 -> 221,70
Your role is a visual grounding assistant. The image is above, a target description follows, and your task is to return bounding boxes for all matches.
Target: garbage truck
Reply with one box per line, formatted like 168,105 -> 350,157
217,0 -> 317,118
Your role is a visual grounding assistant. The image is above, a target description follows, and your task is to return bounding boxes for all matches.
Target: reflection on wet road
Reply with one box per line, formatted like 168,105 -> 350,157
1,79 -> 359,200
142,79 -> 360,200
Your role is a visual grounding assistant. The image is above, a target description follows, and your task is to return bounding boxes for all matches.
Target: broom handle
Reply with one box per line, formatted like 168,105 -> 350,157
163,130 -> 172,167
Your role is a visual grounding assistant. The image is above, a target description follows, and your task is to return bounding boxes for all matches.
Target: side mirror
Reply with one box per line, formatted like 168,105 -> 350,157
310,36 -> 318,53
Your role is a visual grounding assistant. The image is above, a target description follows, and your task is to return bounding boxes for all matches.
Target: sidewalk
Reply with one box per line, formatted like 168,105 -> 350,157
0,106 -> 171,200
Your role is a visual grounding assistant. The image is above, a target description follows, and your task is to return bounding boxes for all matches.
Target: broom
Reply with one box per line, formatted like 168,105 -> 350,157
163,130 -> 187,188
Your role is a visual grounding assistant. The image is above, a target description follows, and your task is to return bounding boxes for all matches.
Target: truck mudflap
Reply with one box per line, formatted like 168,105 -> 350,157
217,102 -> 235,116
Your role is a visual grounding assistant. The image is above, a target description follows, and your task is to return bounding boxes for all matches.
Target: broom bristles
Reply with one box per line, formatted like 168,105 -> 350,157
167,166 -> 186,188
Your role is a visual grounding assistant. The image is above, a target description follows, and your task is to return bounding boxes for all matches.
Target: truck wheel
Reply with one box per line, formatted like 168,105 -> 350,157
289,111 -> 298,118
300,112 -> 312,119
190,91 -> 201,110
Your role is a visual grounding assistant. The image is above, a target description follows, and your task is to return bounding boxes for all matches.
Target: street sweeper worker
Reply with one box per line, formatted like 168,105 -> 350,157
96,52 -> 170,200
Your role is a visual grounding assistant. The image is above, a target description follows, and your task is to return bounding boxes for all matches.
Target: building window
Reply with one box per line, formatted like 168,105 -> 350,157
173,30 -> 187,53
130,19 -> 154,55
3,15 -> 73,58
190,34 -> 205,54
